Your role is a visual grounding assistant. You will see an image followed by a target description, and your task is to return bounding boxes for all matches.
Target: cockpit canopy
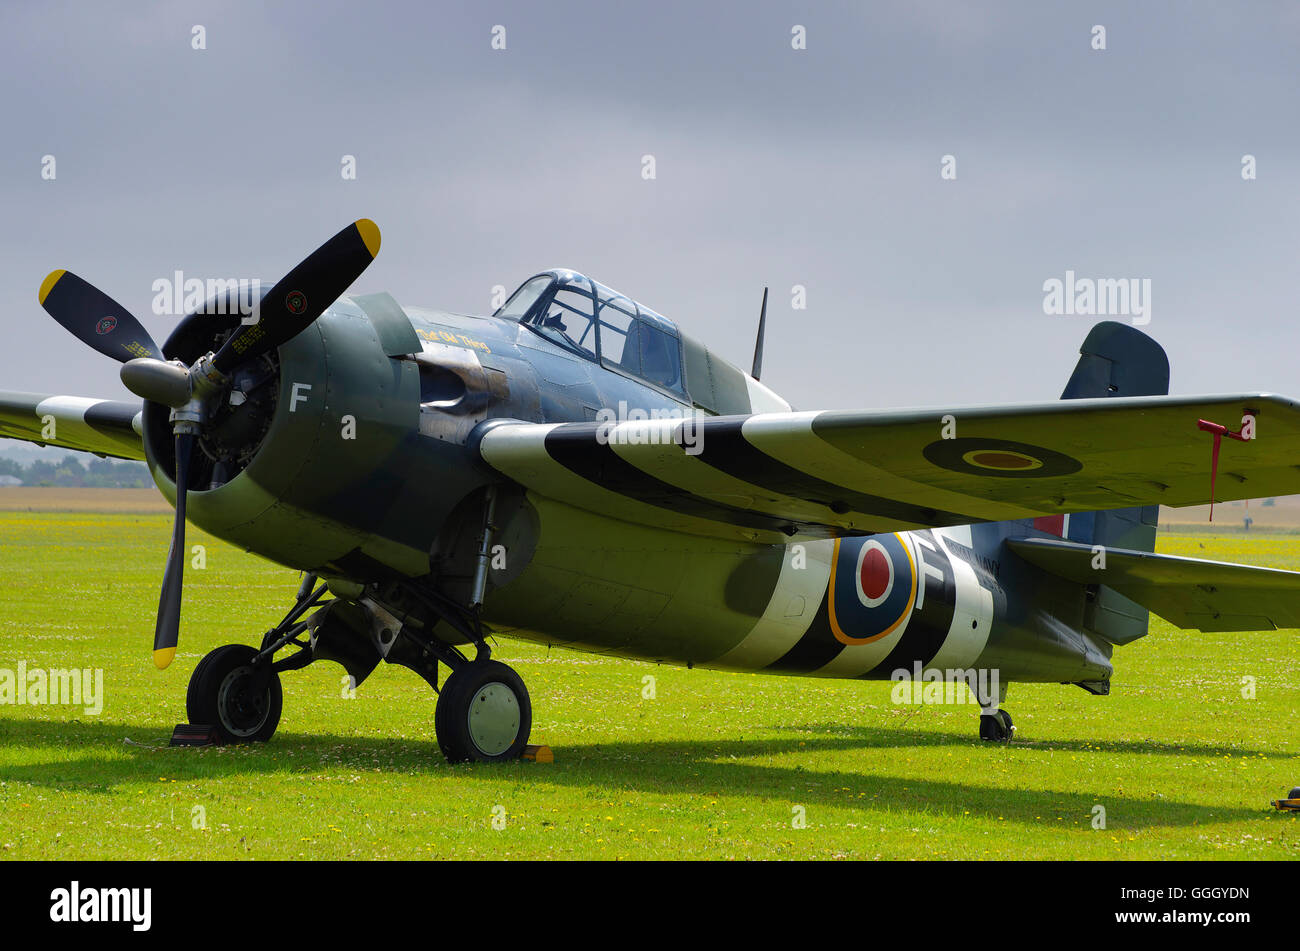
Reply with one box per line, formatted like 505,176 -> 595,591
496,269 -> 686,396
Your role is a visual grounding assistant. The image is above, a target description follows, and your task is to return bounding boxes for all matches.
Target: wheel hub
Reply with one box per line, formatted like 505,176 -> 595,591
466,681 -> 520,756
217,665 -> 270,737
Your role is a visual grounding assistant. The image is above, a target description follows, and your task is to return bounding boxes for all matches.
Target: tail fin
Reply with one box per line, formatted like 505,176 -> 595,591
1059,320 -> 1169,402
1057,321 -> 1170,643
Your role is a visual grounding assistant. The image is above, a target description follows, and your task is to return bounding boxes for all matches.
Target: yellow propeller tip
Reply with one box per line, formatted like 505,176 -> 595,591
152,647 -> 176,670
355,219 -> 381,258
38,269 -> 66,306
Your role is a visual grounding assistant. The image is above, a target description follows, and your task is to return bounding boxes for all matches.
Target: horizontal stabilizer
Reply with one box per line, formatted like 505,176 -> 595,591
1007,536 -> 1300,632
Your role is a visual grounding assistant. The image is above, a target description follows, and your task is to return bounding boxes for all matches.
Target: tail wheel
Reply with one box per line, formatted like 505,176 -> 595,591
979,710 -> 1014,742
435,659 -> 531,763
187,644 -> 283,744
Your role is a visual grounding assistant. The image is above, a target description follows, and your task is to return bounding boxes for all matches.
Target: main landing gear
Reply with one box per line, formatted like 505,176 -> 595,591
184,571 -> 533,762
187,643 -> 283,743
435,659 -> 531,763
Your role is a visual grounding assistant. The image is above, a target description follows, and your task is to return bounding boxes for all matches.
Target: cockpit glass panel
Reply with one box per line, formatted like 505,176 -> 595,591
636,322 -> 684,392
509,270 -> 686,394
595,296 -> 636,366
495,275 -> 553,321
536,287 -> 597,359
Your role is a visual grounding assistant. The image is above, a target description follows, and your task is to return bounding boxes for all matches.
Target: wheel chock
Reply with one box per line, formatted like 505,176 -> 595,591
523,744 -> 553,763
1271,787 -> 1300,811
170,724 -> 221,747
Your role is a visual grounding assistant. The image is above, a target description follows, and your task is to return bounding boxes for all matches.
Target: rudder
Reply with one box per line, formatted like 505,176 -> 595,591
1059,321 -> 1169,644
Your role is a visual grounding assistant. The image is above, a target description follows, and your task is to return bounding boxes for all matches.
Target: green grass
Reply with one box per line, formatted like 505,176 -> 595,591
2,511 -> 1300,859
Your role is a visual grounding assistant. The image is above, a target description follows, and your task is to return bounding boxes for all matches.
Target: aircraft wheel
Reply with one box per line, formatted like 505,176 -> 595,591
979,710 -> 1013,742
187,644 -> 283,744
435,659 -> 531,763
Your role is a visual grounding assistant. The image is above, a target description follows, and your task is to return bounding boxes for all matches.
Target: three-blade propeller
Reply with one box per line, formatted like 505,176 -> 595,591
37,219 -> 382,669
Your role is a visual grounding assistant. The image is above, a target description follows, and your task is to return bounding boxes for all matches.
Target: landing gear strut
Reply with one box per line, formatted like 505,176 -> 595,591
184,565 -> 534,761
184,574 -> 327,744
394,572 -> 533,763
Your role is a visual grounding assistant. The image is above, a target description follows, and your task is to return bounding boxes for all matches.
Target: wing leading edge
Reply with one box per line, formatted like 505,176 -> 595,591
476,393 -> 1300,544
0,391 -> 145,461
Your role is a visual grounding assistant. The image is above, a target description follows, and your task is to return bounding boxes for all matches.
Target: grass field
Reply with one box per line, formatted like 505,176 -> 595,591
3,506 -> 1300,860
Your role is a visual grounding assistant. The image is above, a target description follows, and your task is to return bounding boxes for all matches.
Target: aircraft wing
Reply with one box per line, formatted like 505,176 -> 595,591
476,392 -> 1300,543
1007,537 -> 1300,631
0,391 -> 145,461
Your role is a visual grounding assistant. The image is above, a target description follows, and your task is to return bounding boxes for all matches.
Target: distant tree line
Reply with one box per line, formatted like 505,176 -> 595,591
0,455 -> 151,488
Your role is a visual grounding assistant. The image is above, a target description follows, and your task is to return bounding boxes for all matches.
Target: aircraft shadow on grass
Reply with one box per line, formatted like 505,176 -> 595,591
0,717 -> 1285,831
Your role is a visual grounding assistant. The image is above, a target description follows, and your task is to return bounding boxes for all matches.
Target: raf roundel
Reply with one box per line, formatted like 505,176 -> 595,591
856,540 -> 894,607
828,533 -> 917,646
922,436 -> 1083,479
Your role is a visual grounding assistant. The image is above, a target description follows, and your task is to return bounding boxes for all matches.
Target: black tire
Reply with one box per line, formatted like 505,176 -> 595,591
187,644 -> 282,744
979,712 -> 1011,742
435,659 -> 531,763
996,709 -> 1015,738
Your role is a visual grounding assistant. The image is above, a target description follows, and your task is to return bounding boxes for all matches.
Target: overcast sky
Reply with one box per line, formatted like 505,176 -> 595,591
1,0 -> 1296,412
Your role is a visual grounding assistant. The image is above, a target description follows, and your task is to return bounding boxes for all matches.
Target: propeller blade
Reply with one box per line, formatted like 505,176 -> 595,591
211,219 -> 381,374
38,269 -> 165,363
153,432 -> 194,670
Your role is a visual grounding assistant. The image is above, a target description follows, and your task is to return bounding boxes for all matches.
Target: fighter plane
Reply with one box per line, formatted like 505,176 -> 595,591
5,219 -> 1300,761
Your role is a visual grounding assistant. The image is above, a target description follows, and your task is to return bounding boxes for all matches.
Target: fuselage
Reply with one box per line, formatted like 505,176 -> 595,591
147,275 -> 1121,692
482,499 -> 1116,688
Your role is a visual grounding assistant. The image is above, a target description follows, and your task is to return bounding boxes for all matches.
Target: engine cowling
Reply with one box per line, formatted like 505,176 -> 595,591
141,295 -> 488,580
